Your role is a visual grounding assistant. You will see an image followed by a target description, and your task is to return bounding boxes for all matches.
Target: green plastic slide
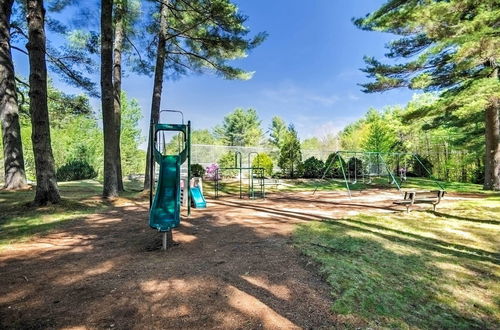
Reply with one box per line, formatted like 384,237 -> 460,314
149,155 -> 181,232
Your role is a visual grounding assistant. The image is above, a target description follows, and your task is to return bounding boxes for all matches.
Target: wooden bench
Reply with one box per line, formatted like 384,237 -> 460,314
394,190 -> 446,213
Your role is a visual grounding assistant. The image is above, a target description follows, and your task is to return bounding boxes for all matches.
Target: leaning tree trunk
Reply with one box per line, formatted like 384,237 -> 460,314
113,0 -> 125,192
144,0 -> 168,190
0,0 -> 27,190
26,0 -> 60,205
484,95 -> 500,191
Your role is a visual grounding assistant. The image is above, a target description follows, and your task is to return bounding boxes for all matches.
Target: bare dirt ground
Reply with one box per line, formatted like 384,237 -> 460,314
0,190 -> 443,329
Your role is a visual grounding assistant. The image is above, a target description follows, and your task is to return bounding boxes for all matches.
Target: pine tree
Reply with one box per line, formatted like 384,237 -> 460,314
101,0 -> 118,198
143,0 -> 266,190
278,125 -> 302,178
0,0 -> 27,190
26,0 -> 60,205
269,116 -> 287,149
355,0 -> 500,190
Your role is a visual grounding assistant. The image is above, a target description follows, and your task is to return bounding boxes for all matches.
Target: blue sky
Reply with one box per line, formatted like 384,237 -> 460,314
13,0 -> 416,143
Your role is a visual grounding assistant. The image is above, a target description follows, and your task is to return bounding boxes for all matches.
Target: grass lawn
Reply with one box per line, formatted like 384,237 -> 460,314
294,195 -> 500,329
0,179 -> 143,249
205,176 -> 493,196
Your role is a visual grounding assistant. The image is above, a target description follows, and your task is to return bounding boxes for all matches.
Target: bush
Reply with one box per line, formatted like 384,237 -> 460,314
56,160 -> 97,182
301,157 -> 325,178
190,163 -> 205,178
347,157 -> 363,178
205,163 -> 220,181
252,153 -> 274,177
324,153 -> 347,178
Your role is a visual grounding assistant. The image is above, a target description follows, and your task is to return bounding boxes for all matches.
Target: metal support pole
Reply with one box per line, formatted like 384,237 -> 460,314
187,121 -> 191,216
338,153 -> 352,199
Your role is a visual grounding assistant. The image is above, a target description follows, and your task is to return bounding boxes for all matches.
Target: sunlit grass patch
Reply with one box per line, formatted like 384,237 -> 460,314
0,180 -> 142,249
294,199 -> 500,328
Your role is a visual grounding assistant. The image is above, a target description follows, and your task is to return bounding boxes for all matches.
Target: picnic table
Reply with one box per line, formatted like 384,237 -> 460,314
394,190 -> 446,213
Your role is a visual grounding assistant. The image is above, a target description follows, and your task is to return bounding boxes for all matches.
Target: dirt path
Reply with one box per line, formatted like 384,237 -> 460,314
1,190 -> 406,329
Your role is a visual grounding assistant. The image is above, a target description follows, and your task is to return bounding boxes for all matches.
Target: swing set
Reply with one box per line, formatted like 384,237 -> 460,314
314,151 -> 445,198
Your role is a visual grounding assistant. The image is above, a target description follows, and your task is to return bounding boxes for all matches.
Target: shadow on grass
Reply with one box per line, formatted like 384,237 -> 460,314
338,218 -> 500,262
432,211 -> 500,225
295,221 -> 496,328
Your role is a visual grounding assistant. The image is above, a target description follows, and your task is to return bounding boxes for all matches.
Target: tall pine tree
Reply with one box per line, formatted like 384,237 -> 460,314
355,0 -> 500,190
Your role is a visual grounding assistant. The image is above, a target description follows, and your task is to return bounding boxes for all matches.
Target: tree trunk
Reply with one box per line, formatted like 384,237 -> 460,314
26,0 -> 60,205
101,0 -> 118,198
144,0 -> 168,190
0,0 -> 27,190
484,95 -> 500,190
113,0 -> 125,192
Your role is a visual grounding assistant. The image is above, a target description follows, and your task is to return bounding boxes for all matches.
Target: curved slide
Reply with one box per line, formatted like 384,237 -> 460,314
190,186 -> 207,208
149,155 -> 181,231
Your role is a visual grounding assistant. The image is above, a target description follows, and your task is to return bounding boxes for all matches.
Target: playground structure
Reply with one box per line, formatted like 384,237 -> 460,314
148,110 -> 207,250
315,151 -> 446,198
213,151 -> 266,199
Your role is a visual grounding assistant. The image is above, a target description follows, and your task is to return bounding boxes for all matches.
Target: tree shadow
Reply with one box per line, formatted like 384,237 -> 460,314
432,211 -> 500,225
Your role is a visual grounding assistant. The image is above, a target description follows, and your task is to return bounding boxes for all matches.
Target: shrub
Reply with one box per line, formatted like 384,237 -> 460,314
191,163 -> 205,178
347,157 -> 363,178
301,157 -> 325,178
324,153 -> 347,178
56,160 -> 97,182
205,163 -> 220,181
252,153 -> 274,176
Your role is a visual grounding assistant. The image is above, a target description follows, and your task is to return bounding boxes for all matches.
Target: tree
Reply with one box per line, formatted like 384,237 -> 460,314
0,0 -> 27,189
143,0 -> 266,189
215,108 -> 263,146
26,0 -> 60,205
101,0 -> 118,198
192,129 -> 219,145
278,125 -> 302,178
113,0 -> 125,191
301,137 -> 321,151
355,0 -> 500,190
269,116 -> 287,149
362,110 -> 396,153
119,91 -> 145,176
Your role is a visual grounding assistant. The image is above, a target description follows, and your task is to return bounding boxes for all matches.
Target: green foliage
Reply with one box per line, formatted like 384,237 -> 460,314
324,153 -> 347,178
56,160 -> 97,182
218,152 -> 238,177
13,84 -> 144,181
354,0 -> 500,188
301,137 -> 322,151
190,164 -> 205,178
119,92 -> 145,176
136,0 -> 267,80
300,157 -> 325,178
192,129 -> 220,145
269,116 -> 288,149
251,153 -> 273,177
278,125 -> 302,178
362,109 -> 396,153
215,108 -> 263,146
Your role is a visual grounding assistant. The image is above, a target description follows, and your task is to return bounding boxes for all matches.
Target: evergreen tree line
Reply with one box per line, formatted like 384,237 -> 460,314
0,0 -> 266,204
